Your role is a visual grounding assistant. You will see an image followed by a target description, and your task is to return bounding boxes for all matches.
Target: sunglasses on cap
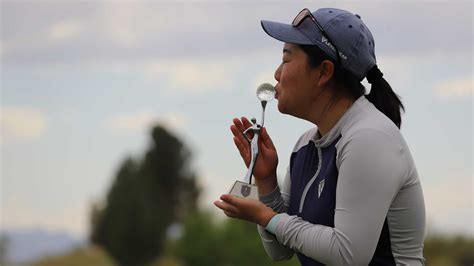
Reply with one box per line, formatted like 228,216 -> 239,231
292,8 -> 341,64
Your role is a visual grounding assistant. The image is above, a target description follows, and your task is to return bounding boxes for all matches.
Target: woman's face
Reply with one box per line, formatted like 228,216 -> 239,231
274,43 -> 323,119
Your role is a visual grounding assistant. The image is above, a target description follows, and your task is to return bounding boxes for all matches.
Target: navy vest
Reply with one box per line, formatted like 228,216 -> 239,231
287,135 -> 395,265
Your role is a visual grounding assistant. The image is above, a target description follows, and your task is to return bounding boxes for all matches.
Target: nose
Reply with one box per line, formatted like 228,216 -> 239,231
274,63 -> 282,82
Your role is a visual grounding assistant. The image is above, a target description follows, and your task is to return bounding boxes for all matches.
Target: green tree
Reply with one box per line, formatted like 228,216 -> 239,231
91,125 -> 199,266
423,234 -> 474,266
174,211 -> 223,266
0,234 -> 8,265
174,211 -> 300,266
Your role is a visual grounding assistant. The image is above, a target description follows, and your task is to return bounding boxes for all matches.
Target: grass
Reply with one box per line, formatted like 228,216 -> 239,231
33,246 -> 115,266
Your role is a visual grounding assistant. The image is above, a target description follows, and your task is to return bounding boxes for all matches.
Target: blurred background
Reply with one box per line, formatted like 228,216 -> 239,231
0,1 -> 472,265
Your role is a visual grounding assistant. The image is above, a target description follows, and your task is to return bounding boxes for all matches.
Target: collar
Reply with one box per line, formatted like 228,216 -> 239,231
313,95 -> 367,148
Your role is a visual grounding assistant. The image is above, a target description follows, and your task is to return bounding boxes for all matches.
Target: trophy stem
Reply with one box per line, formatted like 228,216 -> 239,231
244,131 -> 259,184
260,100 -> 267,127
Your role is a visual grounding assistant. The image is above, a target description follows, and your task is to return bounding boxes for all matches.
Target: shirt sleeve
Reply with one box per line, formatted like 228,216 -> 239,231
265,213 -> 282,234
257,165 -> 294,261
272,129 -> 406,265
258,165 -> 291,213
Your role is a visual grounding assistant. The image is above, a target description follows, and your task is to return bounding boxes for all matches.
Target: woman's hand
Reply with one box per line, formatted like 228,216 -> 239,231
231,117 -> 278,181
214,194 -> 276,226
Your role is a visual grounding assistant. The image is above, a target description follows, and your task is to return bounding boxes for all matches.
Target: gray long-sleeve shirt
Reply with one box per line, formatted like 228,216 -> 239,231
257,96 -> 426,265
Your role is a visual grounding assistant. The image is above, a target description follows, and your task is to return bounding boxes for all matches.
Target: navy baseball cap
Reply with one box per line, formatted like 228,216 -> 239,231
261,8 -> 376,81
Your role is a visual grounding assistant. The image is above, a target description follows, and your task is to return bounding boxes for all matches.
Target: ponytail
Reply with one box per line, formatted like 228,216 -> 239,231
299,45 -> 405,128
366,66 -> 405,128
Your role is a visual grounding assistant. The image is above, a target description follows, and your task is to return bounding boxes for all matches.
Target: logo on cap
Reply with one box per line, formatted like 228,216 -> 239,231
321,36 -> 347,60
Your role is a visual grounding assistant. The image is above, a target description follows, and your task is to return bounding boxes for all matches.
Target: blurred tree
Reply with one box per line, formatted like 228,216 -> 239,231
174,211 -> 300,266
0,234 -> 8,265
174,211 -> 222,266
90,125 -> 200,266
423,234 -> 474,266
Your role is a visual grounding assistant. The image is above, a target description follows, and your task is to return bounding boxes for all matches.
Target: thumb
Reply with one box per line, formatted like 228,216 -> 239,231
261,127 -> 276,150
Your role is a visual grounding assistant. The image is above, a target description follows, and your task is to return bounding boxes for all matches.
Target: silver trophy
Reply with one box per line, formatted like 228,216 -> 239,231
228,83 -> 276,200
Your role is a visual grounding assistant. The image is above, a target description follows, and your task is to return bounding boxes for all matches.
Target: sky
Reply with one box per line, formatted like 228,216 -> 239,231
0,0 -> 472,240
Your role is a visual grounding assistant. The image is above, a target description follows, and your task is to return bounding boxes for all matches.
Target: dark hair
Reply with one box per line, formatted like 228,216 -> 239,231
299,44 -> 405,128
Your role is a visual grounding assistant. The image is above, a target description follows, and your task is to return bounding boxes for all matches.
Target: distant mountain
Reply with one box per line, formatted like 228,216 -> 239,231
0,228 -> 84,264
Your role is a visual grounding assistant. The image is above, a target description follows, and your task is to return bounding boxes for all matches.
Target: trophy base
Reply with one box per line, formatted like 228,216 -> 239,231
228,181 -> 258,200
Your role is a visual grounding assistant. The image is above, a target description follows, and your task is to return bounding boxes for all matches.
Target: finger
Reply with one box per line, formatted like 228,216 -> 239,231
231,125 -> 250,161
233,137 -> 250,164
233,137 -> 246,154
240,117 -> 255,139
214,200 -> 239,214
231,124 -> 250,147
241,117 -> 253,130
233,118 -> 246,133
220,194 -> 244,207
232,119 -> 254,143
224,210 -> 237,218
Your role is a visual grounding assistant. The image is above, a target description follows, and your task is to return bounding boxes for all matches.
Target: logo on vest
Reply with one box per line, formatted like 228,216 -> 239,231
318,179 -> 325,199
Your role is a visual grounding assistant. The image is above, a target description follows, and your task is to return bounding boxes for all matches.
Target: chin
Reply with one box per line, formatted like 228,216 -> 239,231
277,102 -> 288,115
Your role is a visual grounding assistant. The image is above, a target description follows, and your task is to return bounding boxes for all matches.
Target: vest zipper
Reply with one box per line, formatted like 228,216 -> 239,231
299,146 -> 322,213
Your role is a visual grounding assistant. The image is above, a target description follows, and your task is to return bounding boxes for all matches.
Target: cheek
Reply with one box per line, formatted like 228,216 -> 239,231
278,70 -> 297,100
280,67 -> 296,85
280,62 -> 307,89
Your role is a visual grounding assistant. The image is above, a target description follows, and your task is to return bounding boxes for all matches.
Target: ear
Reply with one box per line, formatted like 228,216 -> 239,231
316,60 -> 335,87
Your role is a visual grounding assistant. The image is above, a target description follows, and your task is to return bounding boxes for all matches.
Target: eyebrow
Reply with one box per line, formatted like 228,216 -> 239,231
283,48 -> 292,54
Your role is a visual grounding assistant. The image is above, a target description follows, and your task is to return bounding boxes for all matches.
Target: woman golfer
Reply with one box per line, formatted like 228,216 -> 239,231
215,7 -> 425,265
